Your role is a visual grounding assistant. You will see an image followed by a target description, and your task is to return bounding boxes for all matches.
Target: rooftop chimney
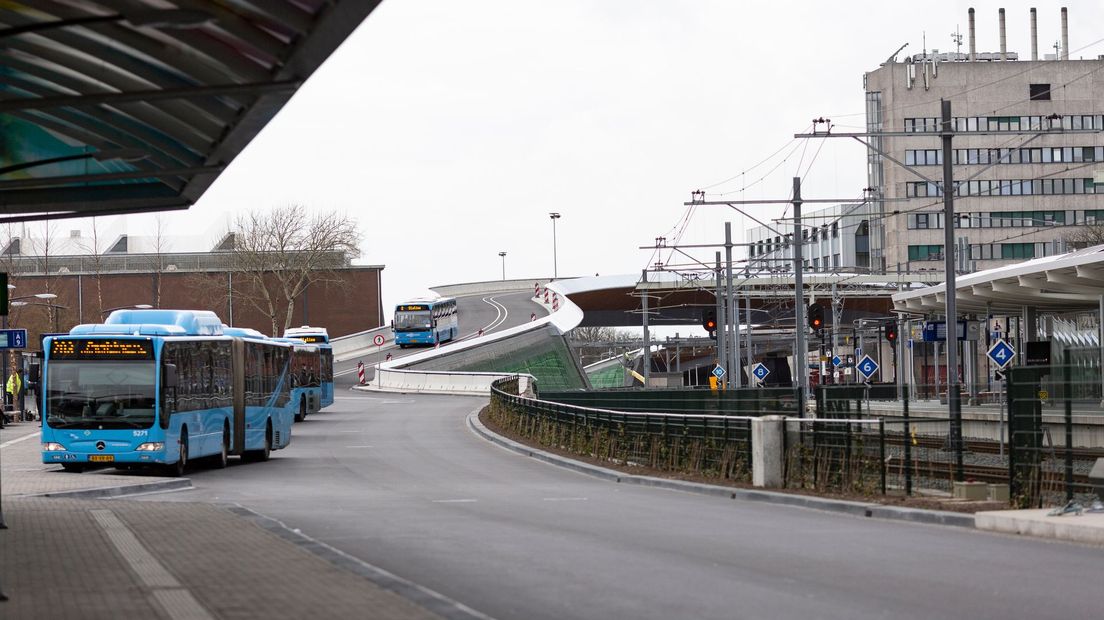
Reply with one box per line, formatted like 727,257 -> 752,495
1030,8 -> 1038,60
1061,7 -> 1069,60
968,8 -> 976,61
999,8 -> 1007,61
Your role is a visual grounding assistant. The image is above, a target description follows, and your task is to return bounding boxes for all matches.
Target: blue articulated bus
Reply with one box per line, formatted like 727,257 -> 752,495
283,326 -> 333,408
269,336 -> 322,422
392,298 -> 458,348
41,310 -> 295,476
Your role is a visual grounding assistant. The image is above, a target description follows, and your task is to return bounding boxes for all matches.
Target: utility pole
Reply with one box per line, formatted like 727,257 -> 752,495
725,223 -> 740,387
714,252 -> 726,386
641,269 -> 650,386
793,177 -> 807,413
941,99 -> 964,482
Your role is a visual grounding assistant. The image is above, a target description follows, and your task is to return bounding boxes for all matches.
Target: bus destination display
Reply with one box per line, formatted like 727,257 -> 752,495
51,339 -> 154,360
397,304 -> 428,312
297,335 -> 326,343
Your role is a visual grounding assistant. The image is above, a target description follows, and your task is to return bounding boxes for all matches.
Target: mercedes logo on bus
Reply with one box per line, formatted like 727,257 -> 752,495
96,441 -> 106,451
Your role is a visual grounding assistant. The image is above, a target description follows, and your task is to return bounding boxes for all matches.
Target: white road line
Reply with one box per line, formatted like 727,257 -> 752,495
432,499 -> 478,503
91,509 -> 215,620
0,430 -> 41,448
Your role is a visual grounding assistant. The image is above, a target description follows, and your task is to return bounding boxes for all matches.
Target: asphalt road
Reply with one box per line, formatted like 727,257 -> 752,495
334,291 -> 547,387
152,390 -> 1104,620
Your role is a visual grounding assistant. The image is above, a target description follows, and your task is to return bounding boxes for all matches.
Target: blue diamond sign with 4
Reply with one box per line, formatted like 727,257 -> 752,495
752,363 -> 770,381
712,365 -> 726,379
986,339 -> 1016,369
857,355 -> 879,379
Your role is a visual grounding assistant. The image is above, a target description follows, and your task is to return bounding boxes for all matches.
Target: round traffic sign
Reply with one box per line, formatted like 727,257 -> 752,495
373,334 -> 385,346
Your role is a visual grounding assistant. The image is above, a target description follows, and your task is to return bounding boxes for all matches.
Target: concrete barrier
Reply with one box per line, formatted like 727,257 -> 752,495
331,326 -> 392,361
431,278 -> 554,298
362,368 -> 534,396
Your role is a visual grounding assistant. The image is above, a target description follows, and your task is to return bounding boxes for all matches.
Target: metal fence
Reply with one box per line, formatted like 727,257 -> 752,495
490,376 -> 1104,507
489,378 -> 753,483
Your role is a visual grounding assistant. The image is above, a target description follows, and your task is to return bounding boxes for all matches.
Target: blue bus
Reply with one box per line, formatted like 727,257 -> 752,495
270,336 -> 323,422
283,326 -> 333,408
41,310 -> 295,476
392,298 -> 458,348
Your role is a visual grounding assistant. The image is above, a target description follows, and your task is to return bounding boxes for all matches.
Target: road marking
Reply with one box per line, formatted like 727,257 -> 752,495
432,499 -> 478,503
0,430 -> 41,448
91,509 -> 214,620
542,497 -> 588,502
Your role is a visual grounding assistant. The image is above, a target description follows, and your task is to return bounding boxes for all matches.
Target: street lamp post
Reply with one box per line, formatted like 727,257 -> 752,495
11,294 -> 65,334
549,212 -> 561,279
498,252 -> 507,281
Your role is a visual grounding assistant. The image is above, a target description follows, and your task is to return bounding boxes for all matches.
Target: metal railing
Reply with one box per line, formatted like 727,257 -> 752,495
489,377 -> 753,483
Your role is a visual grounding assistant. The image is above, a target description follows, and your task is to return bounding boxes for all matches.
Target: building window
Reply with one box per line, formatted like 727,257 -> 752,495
1001,243 -> 1035,260
831,222 -> 838,238
1029,84 -> 1051,100
908,245 -> 943,261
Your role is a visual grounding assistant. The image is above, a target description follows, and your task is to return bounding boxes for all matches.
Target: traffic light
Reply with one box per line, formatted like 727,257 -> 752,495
807,303 -> 824,331
884,321 -> 898,343
702,308 -> 717,338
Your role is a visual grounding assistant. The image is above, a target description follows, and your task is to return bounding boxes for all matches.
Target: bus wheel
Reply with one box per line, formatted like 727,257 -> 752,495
245,422 -> 272,463
167,430 -> 188,477
213,424 -> 229,469
61,463 -> 86,473
295,396 -> 307,422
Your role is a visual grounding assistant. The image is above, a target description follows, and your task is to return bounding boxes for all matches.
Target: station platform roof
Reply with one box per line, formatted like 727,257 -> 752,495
892,244 -> 1104,315
0,1 -> 380,223
556,272 -> 944,328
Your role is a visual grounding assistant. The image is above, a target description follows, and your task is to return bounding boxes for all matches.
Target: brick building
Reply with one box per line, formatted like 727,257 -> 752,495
1,232 -> 383,348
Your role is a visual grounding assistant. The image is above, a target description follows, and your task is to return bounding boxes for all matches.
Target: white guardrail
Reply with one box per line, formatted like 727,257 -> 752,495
331,326 -> 392,361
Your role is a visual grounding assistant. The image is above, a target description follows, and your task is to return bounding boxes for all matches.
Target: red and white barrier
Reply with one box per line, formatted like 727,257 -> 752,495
357,361 -> 365,385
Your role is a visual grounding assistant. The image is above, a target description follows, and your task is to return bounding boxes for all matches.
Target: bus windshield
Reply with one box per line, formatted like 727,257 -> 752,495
394,311 -> 432,331
46,362 -> 157,429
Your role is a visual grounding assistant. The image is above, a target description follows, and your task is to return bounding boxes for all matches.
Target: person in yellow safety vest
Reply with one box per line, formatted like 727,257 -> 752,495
6,369 -> 22,408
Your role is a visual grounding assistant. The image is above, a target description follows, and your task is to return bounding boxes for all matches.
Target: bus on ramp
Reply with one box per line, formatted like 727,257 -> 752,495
391,298 -> 458,349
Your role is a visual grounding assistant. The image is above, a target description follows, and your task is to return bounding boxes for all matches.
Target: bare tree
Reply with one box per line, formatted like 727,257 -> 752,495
1066,224 -> 1104,249
76,217 -> 107,319
230,205 -> 361,335
150,215 -> 170,307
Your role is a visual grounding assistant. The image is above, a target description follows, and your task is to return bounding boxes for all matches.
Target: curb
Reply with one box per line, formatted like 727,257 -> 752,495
467,411 -> 976,530
35,478 -> 194,500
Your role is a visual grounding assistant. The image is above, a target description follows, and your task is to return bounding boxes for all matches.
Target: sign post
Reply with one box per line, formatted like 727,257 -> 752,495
373,333 -> 386,381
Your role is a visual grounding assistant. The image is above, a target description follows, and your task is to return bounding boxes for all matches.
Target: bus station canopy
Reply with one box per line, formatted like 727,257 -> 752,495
892,244 -> 1104,315
0,1 -> 381,224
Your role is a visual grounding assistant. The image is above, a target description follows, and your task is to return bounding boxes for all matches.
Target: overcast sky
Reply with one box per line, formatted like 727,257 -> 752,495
93,0 -> 1104,319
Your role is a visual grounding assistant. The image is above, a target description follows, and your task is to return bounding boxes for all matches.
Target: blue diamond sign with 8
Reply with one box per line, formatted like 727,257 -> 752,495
752,363 -> 770,381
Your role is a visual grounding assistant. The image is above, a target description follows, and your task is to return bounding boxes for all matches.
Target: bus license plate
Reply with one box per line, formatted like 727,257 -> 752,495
89,455 -> 114,463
